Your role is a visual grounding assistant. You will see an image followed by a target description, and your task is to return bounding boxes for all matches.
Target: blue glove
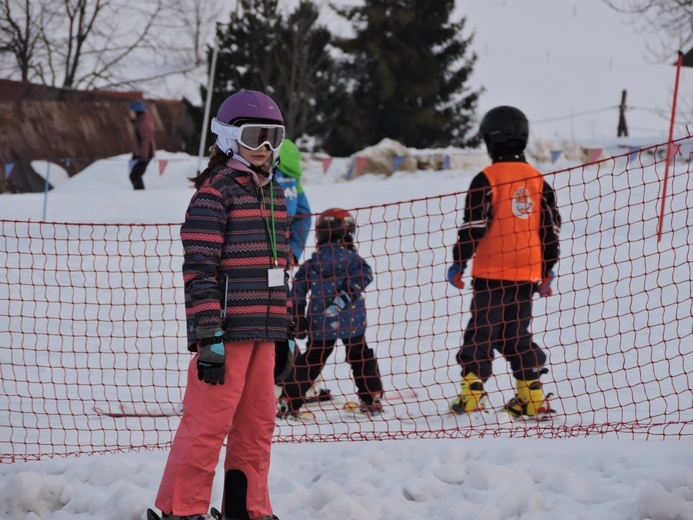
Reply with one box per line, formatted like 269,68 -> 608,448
447,263 -> 466,289
197,328 -> 225,385
538,270 -> 555,297
324,292 -> 352,319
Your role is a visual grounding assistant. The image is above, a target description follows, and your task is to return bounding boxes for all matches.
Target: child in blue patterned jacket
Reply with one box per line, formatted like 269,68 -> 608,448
277,208 -> 384,417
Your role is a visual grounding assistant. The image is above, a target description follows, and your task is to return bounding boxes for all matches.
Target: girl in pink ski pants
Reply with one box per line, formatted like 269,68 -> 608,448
155,340 -> 276,518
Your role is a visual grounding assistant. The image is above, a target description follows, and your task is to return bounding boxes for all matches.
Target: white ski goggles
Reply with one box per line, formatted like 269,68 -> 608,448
211,118 -> 285,151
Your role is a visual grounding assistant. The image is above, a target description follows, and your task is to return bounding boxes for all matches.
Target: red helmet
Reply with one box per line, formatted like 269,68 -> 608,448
315,208 -> 356,244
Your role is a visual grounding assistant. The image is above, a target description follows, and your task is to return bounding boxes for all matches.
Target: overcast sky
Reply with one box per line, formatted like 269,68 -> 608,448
454,0 -> 690,142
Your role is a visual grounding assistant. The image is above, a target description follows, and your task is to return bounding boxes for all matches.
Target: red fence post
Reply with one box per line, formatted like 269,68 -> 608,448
657,51 -> 684,242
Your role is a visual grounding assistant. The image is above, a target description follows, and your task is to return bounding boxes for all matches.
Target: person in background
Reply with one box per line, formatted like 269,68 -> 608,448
273,138 -> 331,403
274,138 -> 312,265
128,99 -> 156,190
277,208 -> 384,419
446,105 -> 561,421
148,90 -> 290,520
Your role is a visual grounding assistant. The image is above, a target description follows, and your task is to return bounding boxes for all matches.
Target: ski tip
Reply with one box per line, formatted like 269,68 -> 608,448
146,508 -> 161,520
94,406 -> 125,418
342,402 -> 359,410
383,389 -> 418,402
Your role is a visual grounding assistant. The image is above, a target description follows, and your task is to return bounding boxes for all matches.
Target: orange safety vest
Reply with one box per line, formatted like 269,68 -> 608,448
471,162 -> 544,282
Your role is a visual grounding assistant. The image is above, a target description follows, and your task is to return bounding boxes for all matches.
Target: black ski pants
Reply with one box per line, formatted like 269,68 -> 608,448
281,334 -> 383,411
457,278 -> 547,382
129,158 -> 149,190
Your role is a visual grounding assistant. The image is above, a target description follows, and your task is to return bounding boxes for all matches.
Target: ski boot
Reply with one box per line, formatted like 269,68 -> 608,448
450,373 -> 488,414
146,509 -> 216,520
504,379 -> 555,421
358,393 -> 384,416
304,387 -> 332,404
211,507 -> 279,520
275,397 -> 303,421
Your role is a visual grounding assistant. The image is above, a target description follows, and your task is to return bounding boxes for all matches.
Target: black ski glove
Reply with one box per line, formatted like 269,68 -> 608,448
274,318 -> 297,383
197,326 -> 225,385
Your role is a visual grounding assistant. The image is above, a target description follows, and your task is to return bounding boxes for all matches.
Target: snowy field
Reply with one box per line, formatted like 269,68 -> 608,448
0,149 -> 692,520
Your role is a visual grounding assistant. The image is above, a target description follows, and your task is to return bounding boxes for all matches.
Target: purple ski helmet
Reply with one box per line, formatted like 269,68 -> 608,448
212,90 -> 285,162
216,90 -> 284,125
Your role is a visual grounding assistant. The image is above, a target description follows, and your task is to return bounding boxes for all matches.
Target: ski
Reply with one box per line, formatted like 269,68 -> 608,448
341,401 -> 388,419
276,409 -> 316,423
146,508 -> 161,520
383,389 -> 418,402
94,402 -> 183,418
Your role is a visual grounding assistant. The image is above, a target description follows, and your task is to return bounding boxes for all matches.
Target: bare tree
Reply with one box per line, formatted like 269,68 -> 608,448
602,0 -> 693,61
0,0 -> 49,80
0,0 -> 223,92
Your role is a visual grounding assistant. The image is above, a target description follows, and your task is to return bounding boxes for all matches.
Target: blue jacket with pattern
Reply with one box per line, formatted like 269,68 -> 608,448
292,241 -> 372,341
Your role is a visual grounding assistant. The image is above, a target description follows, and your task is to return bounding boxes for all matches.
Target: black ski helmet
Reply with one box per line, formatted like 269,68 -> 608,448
315,208 -> 356,244
479,106 -> 529,155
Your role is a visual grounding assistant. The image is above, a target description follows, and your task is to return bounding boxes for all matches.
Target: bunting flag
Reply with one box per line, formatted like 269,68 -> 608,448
59,158 -> 72,167
587,148 -> 603,163
4,163 -> 14,179
392,155 -> 406,171
355,157 -> 368,176
158,159 -> 169,176
550,150 -> 562,164
442,155 -> 451,170
321,157 -> 333,174
667,143 -> 682,161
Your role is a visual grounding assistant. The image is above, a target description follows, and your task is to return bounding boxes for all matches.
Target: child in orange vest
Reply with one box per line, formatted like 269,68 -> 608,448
447,106 -> 561,420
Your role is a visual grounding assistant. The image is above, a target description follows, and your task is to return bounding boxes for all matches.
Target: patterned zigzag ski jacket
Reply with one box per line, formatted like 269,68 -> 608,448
182,163 -> 291,350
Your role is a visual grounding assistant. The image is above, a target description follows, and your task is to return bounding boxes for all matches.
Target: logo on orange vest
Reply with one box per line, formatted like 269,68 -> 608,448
511,187 -> 534,218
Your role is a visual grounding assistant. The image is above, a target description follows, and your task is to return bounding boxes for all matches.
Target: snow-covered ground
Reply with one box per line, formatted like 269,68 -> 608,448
1,149 -> 692,520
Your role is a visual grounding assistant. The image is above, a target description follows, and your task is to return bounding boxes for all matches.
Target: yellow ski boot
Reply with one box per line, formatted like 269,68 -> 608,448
450,373 -> 488,414
504,379 -> 555,420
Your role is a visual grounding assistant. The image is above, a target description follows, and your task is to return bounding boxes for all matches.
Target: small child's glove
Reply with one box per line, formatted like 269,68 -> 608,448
324,292 -> 352,319
447,263 -> 466,289
197,328 -> 225,385
538,270 -> 555,297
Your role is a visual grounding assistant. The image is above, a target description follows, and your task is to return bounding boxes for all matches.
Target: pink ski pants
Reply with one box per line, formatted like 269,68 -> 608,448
155,340 -> 276,518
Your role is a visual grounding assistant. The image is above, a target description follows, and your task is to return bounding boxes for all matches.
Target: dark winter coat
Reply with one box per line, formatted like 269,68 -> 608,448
292,242 -> 373,341
181,161 -> 291,348
130,112 -> 156,159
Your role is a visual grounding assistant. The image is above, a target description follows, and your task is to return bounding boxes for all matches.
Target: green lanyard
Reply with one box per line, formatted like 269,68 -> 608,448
260,182 -> 278,267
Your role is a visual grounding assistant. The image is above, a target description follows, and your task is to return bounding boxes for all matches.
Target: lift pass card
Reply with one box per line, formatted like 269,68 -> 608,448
267,268 -> 285,287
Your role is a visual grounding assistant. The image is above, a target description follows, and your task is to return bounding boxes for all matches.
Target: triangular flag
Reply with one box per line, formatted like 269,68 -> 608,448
667,143 -> 682,161
158,159 -> 169,176
321,157 -> 333,174
4,163 -> 14,179
587,148 -> 603,162
59,158 -> 72,167
550,150 -> 562,164
678,47 -> 693,68
392,155 -> 406,171
355,157 -> 368,176
442,155 -> 451,170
